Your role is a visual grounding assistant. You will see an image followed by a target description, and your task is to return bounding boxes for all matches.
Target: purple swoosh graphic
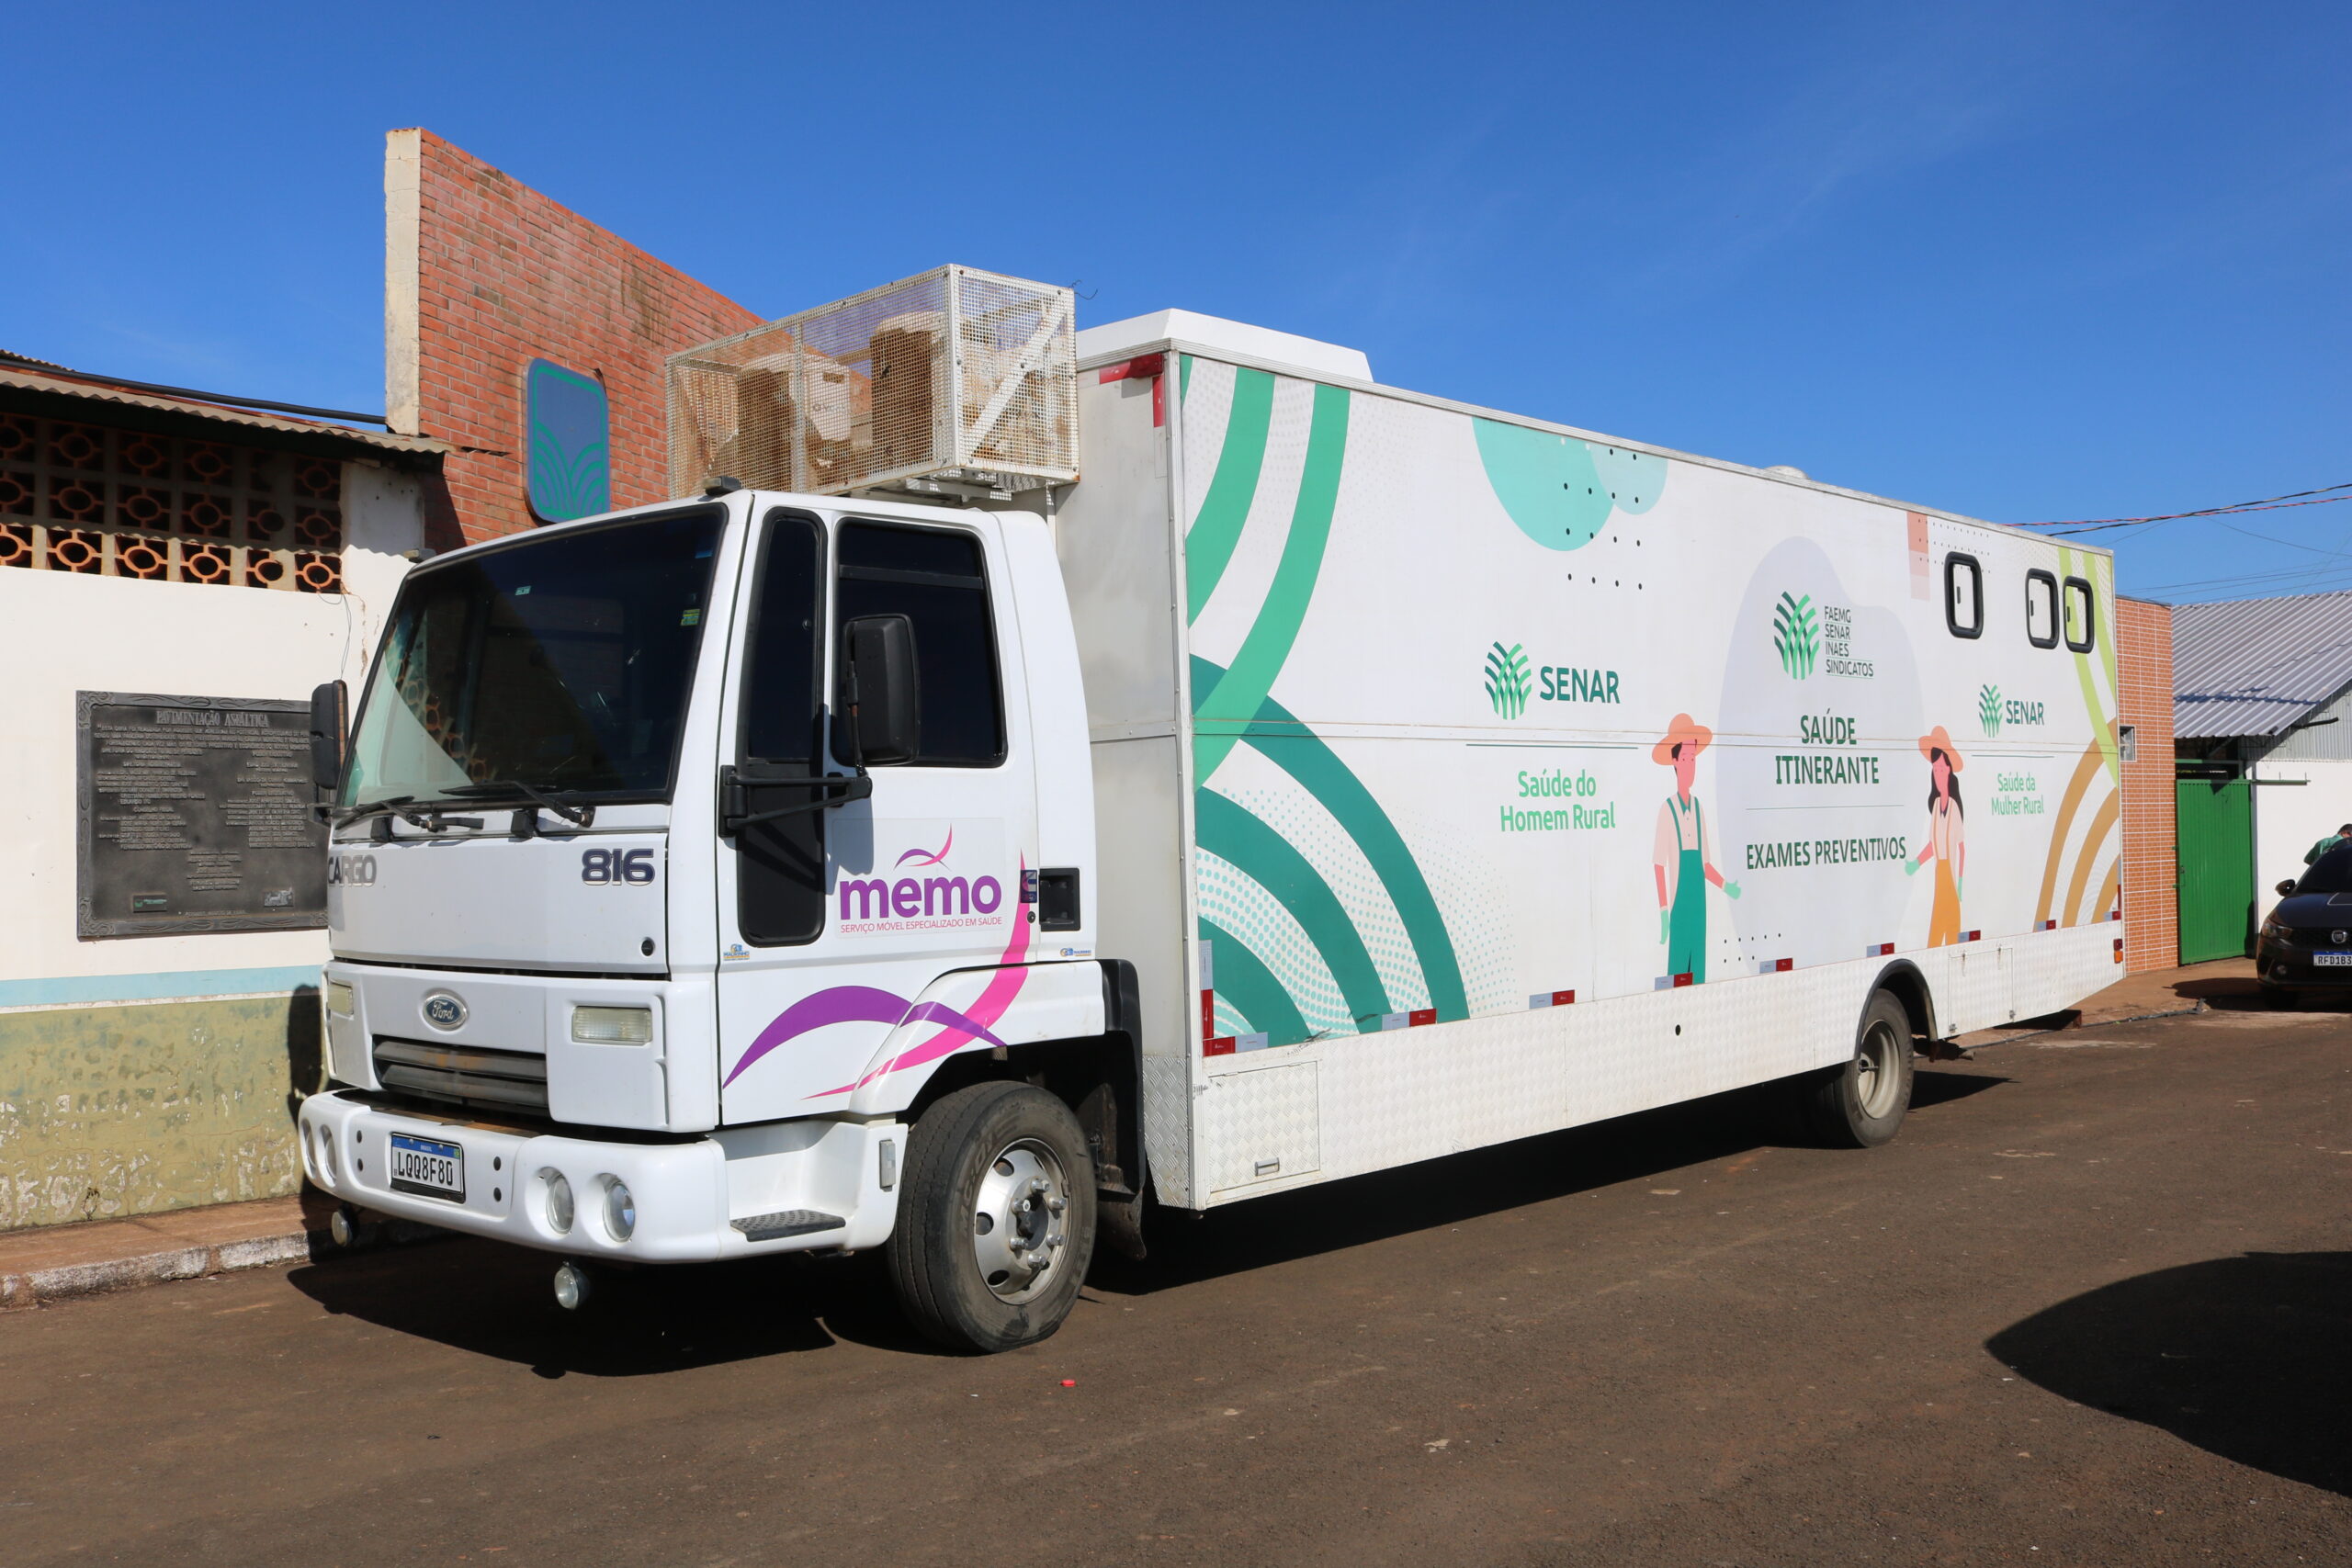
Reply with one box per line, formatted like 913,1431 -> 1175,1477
724,985 -> 1009,1088
896,827 -> 953,868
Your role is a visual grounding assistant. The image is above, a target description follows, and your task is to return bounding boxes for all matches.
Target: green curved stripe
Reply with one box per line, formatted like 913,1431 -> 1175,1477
1197,789 -> 1388,1030
1193,382 -> 1351,780
1200,919 -> 1310,1047
1192,656 -> 1467,1021
1183,367 -> 1275,624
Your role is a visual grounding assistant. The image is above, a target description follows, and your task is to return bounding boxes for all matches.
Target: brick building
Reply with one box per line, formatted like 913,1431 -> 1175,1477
2115,596 -> 2178,971
383,129 -> 762,545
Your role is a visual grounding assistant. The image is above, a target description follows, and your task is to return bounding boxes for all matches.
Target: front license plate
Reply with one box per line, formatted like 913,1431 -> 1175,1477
2314,953 -> 2352,967
387,1133 -> 465,1201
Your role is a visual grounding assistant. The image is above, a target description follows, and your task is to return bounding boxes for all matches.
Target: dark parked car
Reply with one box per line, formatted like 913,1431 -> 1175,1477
2256,846 -> 2352,1005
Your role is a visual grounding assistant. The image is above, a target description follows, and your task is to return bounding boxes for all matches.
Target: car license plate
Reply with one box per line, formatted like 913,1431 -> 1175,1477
388,1133 -> 465,1201
2315,953 -> 2352,967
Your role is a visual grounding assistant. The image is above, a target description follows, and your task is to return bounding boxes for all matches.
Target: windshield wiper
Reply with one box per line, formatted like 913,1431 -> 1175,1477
436,779 -> 596,828
331,795 -> 426,828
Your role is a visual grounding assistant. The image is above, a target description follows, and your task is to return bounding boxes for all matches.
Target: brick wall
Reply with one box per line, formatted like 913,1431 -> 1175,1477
2116,595 -> 2177,970
384,129 -> 763,543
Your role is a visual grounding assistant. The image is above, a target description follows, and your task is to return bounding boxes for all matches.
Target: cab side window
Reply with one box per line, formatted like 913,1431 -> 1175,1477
836,522 -> 1007,767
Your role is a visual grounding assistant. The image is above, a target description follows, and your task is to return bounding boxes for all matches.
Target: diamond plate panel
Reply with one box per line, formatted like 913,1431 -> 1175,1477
1199,1061 -> 1320,1196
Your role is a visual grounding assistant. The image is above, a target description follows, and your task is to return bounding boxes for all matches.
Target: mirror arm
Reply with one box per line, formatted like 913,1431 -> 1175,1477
720,773 -> 873,834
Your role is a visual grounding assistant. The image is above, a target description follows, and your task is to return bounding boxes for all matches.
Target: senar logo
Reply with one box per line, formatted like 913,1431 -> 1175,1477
1772,592 -> 1820,680
1979,683 -> 2003,737
1484,641 -> 1533,719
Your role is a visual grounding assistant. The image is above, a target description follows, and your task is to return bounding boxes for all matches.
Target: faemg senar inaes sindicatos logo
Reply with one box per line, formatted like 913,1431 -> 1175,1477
1772,592 -> 1821,679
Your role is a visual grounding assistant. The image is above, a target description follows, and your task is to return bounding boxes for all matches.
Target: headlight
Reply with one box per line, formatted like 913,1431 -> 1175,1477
572,1006 -> 653,1044
603,1178 -> 636,1242
324,980 -> 355,1017
2261,919 -> 2288,942
315,1125 -> 338,1185
541,1170 -> 574,1235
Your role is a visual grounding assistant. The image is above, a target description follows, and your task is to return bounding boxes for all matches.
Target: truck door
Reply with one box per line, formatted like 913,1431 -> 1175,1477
713,507 -> 1039,1124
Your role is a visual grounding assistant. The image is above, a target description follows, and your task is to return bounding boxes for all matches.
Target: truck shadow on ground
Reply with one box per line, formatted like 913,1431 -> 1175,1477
287,1242 -> 931,1375
284,1065 -> 2008,1373
1987,1251 -> 2352,1496
1091,1066 -> 2006,1297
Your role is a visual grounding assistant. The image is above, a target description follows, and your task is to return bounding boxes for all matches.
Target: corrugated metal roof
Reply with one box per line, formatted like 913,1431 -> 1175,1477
0,366 -> 448,459
2175,589 -> 2352,739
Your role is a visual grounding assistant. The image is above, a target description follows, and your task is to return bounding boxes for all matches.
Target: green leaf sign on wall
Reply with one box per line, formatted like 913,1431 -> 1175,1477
525,358 -> 611,525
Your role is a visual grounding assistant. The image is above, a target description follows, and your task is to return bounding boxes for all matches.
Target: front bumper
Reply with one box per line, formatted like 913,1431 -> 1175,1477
298,1091 -> 900,1261
2255,940 -> 2352,988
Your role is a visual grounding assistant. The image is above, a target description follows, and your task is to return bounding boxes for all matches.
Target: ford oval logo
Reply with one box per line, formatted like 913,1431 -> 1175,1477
421,992 -> 467,1031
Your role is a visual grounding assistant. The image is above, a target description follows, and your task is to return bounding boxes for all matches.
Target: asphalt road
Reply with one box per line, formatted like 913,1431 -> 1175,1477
6,999 -> 2349,1567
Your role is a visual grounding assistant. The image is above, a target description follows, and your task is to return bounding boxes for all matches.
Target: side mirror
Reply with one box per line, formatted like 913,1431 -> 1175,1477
2278,879 -> 2300,897
838,614 -> 919,768
309,680 -> 348,794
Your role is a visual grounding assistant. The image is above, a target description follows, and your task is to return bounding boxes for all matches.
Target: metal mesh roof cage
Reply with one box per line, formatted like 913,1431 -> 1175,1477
667,265 -> 1077,500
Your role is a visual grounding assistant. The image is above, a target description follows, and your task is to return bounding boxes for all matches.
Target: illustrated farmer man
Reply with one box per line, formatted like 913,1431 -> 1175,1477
1652,714 -> 1739,983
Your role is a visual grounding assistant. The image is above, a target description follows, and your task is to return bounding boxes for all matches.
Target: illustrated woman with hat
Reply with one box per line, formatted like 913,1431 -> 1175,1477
1905,726 -> 1967,947
1652,714 -> 1740,983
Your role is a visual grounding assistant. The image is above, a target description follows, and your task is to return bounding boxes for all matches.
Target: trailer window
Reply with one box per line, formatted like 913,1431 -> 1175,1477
1945,554 -> 1984,639
2024,570 -> 2058,649
836,521 -> 1006,767
2063,576 -> 2096,653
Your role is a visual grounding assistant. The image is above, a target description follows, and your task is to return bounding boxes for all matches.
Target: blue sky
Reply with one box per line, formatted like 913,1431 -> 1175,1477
6,2 -> 2345,601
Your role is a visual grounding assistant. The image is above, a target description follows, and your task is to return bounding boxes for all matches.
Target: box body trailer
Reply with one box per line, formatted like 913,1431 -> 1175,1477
298,297 -> 2123,1351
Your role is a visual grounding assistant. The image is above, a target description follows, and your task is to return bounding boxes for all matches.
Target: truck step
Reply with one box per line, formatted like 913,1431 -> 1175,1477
731,1210 -> 847,1243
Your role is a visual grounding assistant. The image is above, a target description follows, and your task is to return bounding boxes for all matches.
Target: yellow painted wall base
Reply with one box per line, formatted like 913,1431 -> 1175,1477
0,994 -> 322,1230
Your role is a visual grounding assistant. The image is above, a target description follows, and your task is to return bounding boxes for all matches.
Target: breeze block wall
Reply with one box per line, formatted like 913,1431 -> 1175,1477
385,129 -> 763,543
2116,595 -> 2177,971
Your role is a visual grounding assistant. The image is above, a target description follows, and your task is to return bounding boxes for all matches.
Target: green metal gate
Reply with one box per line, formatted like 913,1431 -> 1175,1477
2176,775 -> 2253,964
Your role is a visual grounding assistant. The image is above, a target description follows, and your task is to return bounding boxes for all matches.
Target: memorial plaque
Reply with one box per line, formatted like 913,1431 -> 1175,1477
77,692 -> 327,938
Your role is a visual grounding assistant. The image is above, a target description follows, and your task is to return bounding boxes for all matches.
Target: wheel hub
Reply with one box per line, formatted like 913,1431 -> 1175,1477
1854,1018 -> 1902,1119
972,1139 -> 1070,1303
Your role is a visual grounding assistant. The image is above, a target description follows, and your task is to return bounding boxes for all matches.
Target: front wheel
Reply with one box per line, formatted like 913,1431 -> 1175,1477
1796,990 -> 1915,1147
886,1081 -> 1097,1353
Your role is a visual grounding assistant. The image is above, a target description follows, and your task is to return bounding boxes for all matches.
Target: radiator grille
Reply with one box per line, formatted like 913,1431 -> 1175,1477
373,1037 -> 548,1114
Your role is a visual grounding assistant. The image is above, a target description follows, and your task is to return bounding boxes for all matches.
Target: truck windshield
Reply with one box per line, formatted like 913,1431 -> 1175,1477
339,508 -> 724,808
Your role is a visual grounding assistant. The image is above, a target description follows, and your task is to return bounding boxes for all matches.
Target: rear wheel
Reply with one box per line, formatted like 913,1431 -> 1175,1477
886,1081 -> 1097,1353
1797,990 -> 1915,1147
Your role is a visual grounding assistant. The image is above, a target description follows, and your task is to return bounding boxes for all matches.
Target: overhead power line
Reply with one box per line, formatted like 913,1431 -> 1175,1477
2019,480 -> 2352,536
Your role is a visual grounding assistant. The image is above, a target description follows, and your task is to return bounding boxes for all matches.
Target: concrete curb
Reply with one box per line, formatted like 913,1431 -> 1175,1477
0,1215 -> 445,1311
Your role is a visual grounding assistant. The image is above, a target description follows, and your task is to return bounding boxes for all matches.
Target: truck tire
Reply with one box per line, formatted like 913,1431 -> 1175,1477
1797,989 -> 1914,1147
886,1080 -> 1097,1353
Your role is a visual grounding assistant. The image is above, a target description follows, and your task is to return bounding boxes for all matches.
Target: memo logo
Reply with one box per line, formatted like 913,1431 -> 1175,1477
1979,683 -> 2003,737
1484,641 -> 1533,719
1772,592 -> 1820,680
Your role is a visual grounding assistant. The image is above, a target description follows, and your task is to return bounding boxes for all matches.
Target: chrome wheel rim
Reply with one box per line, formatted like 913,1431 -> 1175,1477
972,1138 -> 1070,1303
1854,1017 -> 1903,1120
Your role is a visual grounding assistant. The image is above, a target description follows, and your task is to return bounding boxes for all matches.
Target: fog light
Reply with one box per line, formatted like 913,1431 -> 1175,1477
572,1006 -> 653,1044
553,1260 -> 591,1312
542,1169 -> 574,1235
324,979 -> 355,1017
603,1178 -> 636,1242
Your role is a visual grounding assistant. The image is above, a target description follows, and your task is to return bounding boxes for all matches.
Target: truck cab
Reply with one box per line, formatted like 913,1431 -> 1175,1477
300,488 -> 1134,1351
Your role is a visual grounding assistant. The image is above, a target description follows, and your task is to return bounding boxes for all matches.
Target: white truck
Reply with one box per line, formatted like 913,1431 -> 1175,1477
299,281 -> 2127,1352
